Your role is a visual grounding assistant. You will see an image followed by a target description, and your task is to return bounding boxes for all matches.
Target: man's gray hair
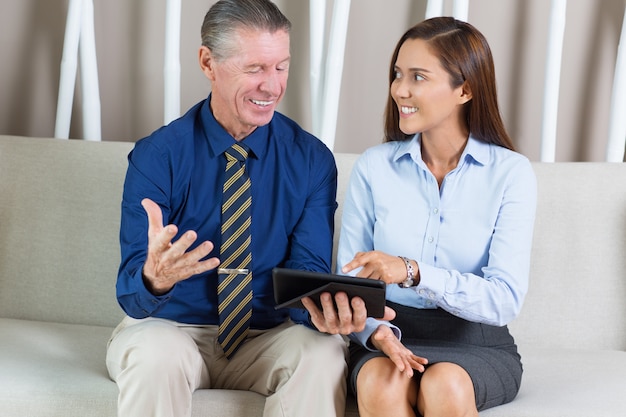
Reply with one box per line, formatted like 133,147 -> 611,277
201,0 -> 292,61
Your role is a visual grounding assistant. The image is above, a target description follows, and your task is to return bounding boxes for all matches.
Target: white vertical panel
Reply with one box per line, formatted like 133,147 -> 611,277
606,7 -> 626,162
453,0 -> 469,21
79,0 -> 101,141
426,0 -> 444,19
310,0 -> 326,136
55,0 -> 101,141
164,0 -> 181,125
425,0 -> 468,22
55,0 -> 82,139
540,0 -> 567,162
318,0 -> 351,151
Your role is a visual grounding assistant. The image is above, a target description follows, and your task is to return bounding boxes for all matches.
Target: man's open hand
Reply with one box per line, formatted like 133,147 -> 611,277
141,198 -> 220,294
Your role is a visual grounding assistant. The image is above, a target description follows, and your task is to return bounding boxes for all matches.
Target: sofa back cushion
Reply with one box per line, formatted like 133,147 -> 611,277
512,162 -> 626,351
1,137 -> 625,352
333,155 -> 626,351
0,136 -> 129,327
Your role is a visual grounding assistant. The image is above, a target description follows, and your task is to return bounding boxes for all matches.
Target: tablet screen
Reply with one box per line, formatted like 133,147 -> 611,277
272,267 -> 386,318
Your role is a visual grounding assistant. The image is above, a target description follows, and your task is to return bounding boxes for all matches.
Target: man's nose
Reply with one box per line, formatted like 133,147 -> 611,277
260,70 -> 284,95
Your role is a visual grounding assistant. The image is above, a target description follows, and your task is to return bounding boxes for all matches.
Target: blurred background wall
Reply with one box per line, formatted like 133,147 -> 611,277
0,0 -> 624,161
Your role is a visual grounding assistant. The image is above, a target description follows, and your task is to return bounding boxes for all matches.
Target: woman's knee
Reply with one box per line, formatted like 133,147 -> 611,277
418,363 -> 478,417
356,357 -> 417,411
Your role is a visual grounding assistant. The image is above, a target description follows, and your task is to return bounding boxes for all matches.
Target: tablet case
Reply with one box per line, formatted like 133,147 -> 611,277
272,267 -> 386,318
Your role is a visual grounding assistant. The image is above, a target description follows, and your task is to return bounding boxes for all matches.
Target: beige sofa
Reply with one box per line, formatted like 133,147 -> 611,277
1,134 -> 625,417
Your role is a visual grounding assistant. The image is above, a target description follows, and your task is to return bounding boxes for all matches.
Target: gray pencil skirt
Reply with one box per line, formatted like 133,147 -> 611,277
349,301 -> 523,412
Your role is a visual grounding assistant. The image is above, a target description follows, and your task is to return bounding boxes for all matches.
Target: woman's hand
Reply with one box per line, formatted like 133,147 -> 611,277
370,325 -> 428,377
342,251 -> 418,285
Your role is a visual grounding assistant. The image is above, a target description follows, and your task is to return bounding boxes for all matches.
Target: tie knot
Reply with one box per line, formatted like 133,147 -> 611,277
225,143 -> 250,162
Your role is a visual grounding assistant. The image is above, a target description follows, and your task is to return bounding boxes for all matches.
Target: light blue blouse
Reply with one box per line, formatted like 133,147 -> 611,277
337,134 -> 537,348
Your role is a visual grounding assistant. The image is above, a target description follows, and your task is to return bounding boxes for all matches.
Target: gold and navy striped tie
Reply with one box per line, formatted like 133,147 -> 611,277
218,143 -> 253,359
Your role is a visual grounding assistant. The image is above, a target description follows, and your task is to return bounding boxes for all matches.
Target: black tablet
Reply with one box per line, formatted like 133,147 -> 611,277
272,267 -> 386,318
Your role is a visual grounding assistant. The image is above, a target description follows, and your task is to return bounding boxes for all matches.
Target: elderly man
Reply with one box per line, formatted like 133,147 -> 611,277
105,1 -> 348,416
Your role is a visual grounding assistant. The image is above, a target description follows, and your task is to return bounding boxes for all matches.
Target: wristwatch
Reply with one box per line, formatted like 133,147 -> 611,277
398,256 -> 417,288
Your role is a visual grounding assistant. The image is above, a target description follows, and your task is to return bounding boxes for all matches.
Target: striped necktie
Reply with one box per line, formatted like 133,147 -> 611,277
218,143 -> 253,359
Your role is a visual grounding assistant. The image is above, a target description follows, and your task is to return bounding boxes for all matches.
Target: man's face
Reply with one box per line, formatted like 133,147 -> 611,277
201,28 -> 290,140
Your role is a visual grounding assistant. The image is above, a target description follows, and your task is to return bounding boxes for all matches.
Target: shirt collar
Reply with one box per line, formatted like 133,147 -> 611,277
392,133 -> 491,166
461,135 -> 490,166
201,95 -> 269,160
392,134 -> 421,164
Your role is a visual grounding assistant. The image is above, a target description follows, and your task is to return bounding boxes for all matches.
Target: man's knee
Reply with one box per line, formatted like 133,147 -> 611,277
268,325 -> 348,385
107,319 -> 202,382
293,327 -> 347,366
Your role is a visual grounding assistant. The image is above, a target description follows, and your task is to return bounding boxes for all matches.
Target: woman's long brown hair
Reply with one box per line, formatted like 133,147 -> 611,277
384,17 -> 515,151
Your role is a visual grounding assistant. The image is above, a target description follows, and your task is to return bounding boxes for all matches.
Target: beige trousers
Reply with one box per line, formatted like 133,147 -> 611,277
106,316 -> 348,417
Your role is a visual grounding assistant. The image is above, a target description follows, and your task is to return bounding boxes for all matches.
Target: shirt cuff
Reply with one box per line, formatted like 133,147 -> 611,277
134,268 -> 172,315
288,308 -> 315,329
415,262 -> 447,301
350,317 -> 401,352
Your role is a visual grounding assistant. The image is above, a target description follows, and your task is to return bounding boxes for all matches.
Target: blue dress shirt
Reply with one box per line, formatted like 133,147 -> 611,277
116,96 -> 337,329
337,135 -> 537,348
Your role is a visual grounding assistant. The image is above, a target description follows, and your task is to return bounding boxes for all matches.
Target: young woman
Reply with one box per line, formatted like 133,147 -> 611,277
337,17 -> 537,417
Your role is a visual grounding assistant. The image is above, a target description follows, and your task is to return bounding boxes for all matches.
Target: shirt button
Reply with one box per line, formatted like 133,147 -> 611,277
433,208 -> 439,214
428,236 -> 434,243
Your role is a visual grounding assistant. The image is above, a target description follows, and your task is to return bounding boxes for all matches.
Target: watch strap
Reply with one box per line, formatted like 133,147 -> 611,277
398,256 -> 415,288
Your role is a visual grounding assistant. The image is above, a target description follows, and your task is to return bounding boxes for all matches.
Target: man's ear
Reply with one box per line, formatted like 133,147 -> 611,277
459,81 -> 473,104
199,46 -> 216,82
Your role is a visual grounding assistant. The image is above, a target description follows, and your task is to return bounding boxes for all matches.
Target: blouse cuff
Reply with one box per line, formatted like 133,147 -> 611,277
350,317 -> 401,352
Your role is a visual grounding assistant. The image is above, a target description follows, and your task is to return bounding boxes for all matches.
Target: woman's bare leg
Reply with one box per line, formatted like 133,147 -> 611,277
417,362 -> 479,417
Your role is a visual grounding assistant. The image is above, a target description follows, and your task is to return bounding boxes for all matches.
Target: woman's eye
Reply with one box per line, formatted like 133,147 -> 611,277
394,71 -> 402,79
414,73 -> 425,81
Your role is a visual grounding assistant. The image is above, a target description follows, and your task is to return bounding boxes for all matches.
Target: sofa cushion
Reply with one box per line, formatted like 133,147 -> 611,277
481,347 -> 626,417
509,163 -> 626,351
3,316 -> 625,416
0,137 -> 129,327
0,318 -> 118,416
0,318 -> 271,416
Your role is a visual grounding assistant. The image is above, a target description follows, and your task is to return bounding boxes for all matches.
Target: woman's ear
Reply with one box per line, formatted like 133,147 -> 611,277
459,81 -> 473,104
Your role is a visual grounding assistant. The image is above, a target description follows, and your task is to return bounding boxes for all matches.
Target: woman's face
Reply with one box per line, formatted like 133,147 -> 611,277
390,38 -> 470,137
